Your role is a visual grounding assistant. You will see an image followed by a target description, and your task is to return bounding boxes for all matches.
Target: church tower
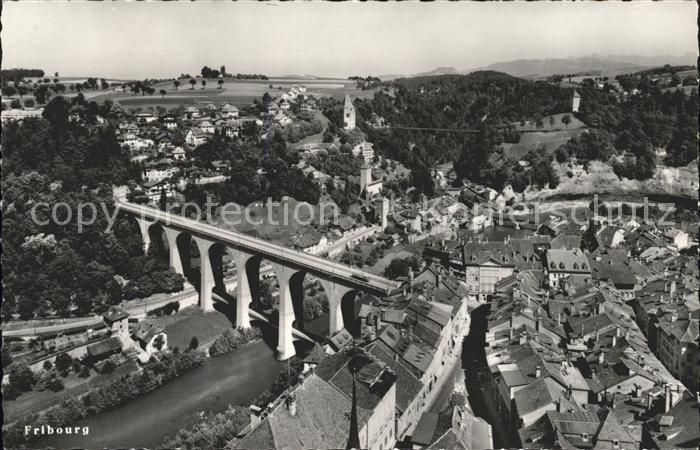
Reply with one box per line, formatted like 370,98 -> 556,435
343,95 -> 356,130
360,162 -> 372,193
572,90 -> 581,113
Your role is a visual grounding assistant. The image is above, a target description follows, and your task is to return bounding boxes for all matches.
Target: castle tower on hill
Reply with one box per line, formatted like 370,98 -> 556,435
572,90 -> 581,113
360,162 -> 382,197
343,95 -> 356,130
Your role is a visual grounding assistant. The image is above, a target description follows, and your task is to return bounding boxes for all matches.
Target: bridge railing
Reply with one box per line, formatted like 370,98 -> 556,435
116,201 -> 401,294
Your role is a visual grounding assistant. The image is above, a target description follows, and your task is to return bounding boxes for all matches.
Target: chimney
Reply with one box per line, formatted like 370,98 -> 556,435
599,351 -> 605,365
286,392 -> 297,416
250,404 -> 262,428
408,266 -> 414,283
646,392 -> 654,411
671,311 -> 678,322
535,365 -> 542,378
537,315 -> 542,332
664,384 -> 672,413
557,310 -> 562,325
612,334 -> 617,347
375,312 -> 382,331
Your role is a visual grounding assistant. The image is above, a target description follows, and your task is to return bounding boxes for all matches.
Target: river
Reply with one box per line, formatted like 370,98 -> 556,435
33,340 -> 282,449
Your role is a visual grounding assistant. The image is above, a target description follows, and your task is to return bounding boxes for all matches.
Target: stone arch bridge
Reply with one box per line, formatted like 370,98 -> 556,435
117,201 -> 401,360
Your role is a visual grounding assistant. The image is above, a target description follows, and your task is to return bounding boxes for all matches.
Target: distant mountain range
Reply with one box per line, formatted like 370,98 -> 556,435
377,53 -> 697,80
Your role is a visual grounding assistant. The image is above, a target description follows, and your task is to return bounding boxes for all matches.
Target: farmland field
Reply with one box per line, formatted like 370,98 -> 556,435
89,77 -> 379,110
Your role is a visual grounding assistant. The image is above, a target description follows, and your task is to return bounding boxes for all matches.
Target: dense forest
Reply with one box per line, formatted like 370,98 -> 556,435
575,79 -> 698,170
355,71 -> 572,192
1,96 -> 183,320
183,130 -> 321,210
354,70 -> 697,192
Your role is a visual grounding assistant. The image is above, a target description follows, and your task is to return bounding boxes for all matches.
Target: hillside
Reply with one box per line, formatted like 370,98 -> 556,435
526,160 -> 698,201
474,53 -> 697,78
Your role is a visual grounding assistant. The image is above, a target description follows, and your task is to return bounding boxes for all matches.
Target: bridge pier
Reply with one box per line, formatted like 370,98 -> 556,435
193,237 -> 215,312
319,280 -> 356,337
163,226 -> 184,276
271,263 -> 299,361
231,249 -> 253,329
134,217 -> 156,253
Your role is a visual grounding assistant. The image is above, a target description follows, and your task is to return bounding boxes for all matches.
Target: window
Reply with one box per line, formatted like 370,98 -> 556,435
613,439 -> 620,448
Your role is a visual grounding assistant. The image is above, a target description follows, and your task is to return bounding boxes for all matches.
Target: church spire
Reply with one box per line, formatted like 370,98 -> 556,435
346,345 -> 361,450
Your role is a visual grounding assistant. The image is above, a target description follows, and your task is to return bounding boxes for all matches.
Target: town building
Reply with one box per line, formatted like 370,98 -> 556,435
344,94 -> 356,130
544,248 -> 591,288
360,163 -> 383,197
233,347 -> 397,450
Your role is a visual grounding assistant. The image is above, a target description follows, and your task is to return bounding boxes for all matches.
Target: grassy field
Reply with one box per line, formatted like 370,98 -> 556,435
502,128 -> 587,160
151,306 -> 233,351
512,113 -> 587,132
212,198 -> 333,246
86,77 -> 378,111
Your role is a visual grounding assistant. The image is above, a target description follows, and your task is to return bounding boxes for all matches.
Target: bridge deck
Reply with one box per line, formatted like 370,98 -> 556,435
117,201 -> 401,296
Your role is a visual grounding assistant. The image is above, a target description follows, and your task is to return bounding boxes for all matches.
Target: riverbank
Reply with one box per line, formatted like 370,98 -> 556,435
31,340 -> 282,449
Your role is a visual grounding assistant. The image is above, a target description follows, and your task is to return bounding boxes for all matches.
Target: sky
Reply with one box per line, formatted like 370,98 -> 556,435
2,1 -> 697,80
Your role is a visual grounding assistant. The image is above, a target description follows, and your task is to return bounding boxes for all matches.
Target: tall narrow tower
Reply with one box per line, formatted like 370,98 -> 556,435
343,95 -> 356,130
360,162 -> 372,194
572,90 -> 581,113
346,345 -> 361,450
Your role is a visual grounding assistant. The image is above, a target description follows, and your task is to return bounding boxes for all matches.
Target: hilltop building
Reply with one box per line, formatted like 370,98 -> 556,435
344,94 -> 356,130
360,162 -> 383,197
572,90 -> 581,113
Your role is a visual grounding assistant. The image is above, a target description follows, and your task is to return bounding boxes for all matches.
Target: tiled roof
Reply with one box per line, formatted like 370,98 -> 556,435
233,374 -> 350,449
513,377 -> 564,415
546,249 -> 590,273
86,336 -> 122,358
103,307 -> 128,323
368,341 -> 423,413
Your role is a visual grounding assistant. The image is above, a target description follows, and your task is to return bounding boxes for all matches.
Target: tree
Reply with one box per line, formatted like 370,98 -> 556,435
153,334 -> 165,351
384,256 -> 420,280
47,376 -> 65,392
24,99 -> 35,108
218,79 -> 224,89
201,80 -> 207,90
79,365 -> 91,378
159,89 -> 167,99
189,336 -> 199,350
561,114 -> 571,128
2,85 -> 17,97
8,367 -> 36,392
158,189 -> 168,211
189,79 -> 196,90
173,80 -> 180,90
55,353 -> 73,375
43,360 -> 53,370
10,99 -> 21,109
